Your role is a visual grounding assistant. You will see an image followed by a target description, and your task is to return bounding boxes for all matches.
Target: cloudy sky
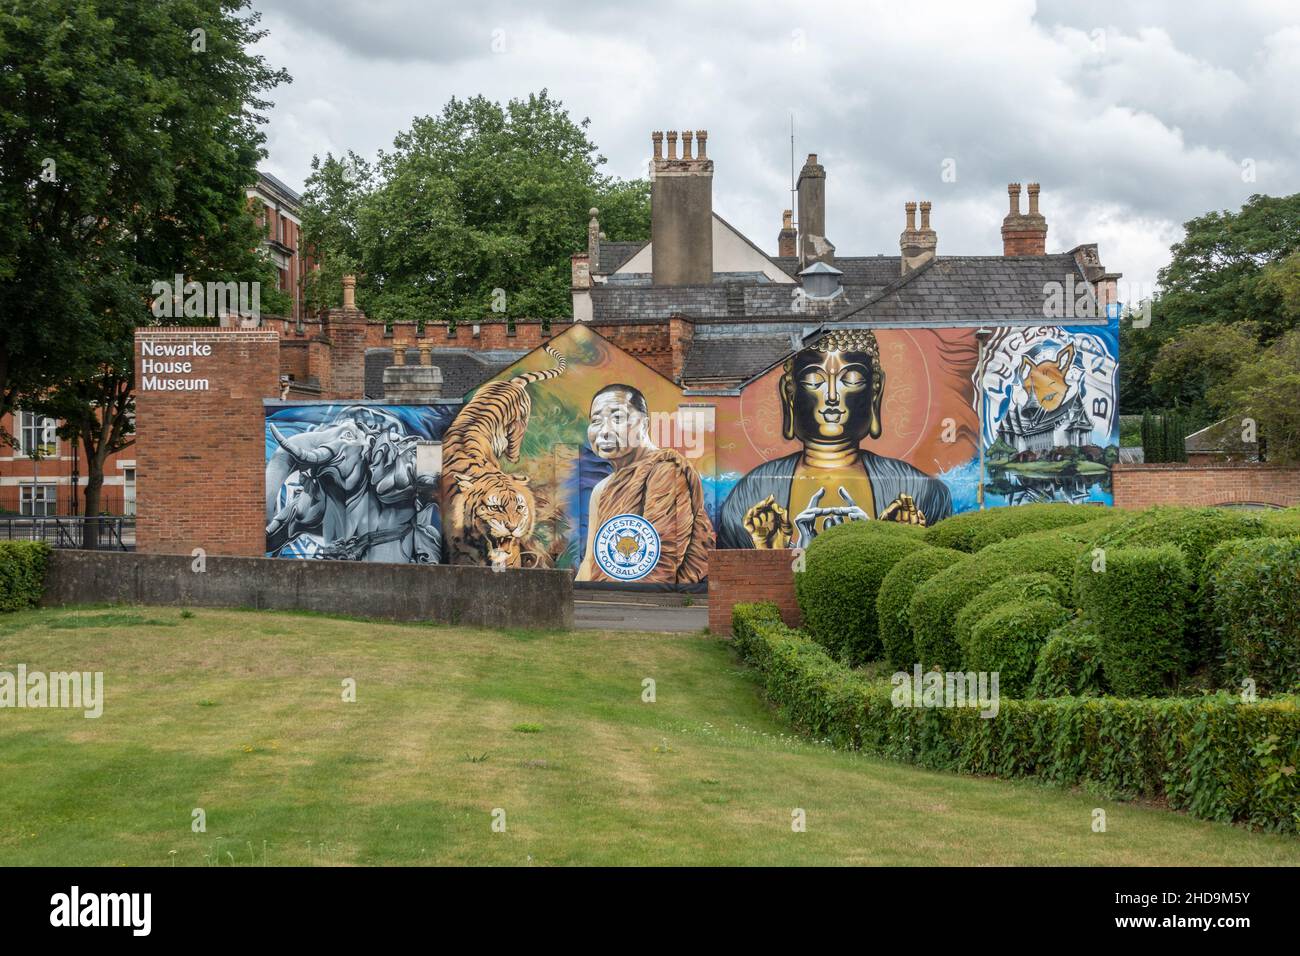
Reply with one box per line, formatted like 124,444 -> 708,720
250,0 -> 1300,297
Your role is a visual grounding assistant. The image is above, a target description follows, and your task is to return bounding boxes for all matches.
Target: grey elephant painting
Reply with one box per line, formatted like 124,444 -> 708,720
264,403 -> 456,562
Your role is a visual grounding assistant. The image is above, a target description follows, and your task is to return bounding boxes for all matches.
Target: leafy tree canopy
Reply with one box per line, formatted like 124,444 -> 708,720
301,91 -> 650,325
0,0 -> 287,518
1120,192 -> 1300,414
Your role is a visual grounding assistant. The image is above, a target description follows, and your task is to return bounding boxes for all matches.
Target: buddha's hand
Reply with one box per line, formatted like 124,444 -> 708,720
743,495 -> 793,549
793,486 -> 870,547
880,493 -> 927,526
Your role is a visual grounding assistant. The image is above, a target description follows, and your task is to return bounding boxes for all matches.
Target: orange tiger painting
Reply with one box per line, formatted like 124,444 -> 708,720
440,345 -> 566,567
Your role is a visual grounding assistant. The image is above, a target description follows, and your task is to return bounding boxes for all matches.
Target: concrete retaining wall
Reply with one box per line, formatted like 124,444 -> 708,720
42,550 -> 573,630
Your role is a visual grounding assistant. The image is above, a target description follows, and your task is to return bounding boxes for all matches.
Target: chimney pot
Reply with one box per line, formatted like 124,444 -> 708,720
1002,181 -> 1046,256
695,130 -> 707,158
905,201 -> 917,230
651,131 -> 663,160
919,201 -> 932,230
342,274 -> 357,310
651,126 -> 713,284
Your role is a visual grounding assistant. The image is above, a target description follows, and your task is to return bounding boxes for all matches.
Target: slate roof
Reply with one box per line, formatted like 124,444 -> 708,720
1184,417 -> 1260,457
773,255 -> 902,288
364,347 -> 526,400
595,241 -> 646,274
591,281 -> 874,321
680,321 -> 813,386
833,254 -> 1101,325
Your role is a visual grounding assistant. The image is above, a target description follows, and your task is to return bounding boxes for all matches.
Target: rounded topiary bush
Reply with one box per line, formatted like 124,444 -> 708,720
1094,506 -> 1269,580
1260,506 -> 1300,537
1076,543 -> 1190,697
966,598 -> 1071,698
794,520 -> 931,665
952,572 -> 1066,660
1092,506 -> 1269,666
964,504 -> 1107,552
909,534 -> 1088,671
1028,619 -> 1107,698
1209,537 -> 1300,694
876,545 -> 965,670
921,510 -> 988,552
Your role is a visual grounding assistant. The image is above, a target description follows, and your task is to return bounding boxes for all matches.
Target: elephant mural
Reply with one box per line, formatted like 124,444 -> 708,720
264,404 -> 447,562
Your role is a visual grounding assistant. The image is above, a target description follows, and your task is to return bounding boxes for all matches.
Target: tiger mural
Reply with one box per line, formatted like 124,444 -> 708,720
441,345 -> 567,568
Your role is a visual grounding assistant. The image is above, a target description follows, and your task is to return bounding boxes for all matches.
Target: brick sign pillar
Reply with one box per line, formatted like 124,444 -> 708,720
707,548 -> 802,635
134,327 -> 280,556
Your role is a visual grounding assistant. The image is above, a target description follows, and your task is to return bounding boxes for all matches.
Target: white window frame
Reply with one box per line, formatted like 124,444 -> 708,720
18,411 -> 57,458
20,483 -> 57,516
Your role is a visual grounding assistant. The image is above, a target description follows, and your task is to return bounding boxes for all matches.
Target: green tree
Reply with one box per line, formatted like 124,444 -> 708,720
1148,321 -> 1257,424
1210,330 -> 1300,463
1120,192 -> 1300,414
1,0 -> 287,526
302,91 -> 650,327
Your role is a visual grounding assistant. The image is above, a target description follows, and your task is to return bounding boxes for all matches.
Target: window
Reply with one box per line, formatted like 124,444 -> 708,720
18,411 -> 57,457
20,484 -> 56,516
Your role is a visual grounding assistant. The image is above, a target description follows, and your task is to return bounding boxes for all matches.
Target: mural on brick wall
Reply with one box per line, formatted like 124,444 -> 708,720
439,325 -> 716,583
263,320 -> 1119,581
978,323 -> 1120,506
264,403 -> 453,561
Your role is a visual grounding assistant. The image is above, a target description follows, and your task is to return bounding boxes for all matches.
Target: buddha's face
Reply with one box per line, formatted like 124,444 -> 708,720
782,347 -> 882,444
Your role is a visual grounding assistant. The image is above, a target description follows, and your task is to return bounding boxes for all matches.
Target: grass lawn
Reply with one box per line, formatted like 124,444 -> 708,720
1,606 -> 1297,866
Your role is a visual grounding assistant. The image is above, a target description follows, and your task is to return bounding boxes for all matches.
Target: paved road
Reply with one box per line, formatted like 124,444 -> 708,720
573,599 -> 709,633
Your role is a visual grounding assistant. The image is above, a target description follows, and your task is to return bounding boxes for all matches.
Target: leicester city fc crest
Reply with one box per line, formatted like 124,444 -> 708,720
593,513 -> 661,581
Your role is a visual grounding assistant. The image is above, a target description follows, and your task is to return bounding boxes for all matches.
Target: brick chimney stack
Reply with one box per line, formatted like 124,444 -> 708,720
650,127 -> 714,286
797,153 -> 834,267
899,200 -> 938,275
1002,182 -> 1047,255
778,209 -> 797,257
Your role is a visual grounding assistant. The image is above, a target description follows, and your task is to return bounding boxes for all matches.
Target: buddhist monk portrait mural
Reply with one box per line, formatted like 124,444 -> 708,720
576,384 -> 714,584
717,328 -> 954,548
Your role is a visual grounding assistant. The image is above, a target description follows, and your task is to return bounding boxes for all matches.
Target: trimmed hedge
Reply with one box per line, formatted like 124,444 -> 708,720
966,598 -> 1071,698
794,520 -> 931,664
952,572 -> 1065,658
1209,537 -> 1300,695
1260,507 -> 1300,538
921,509 -> 991,553
0,541 -> 50,612
732,602 -> 1300,833
1095,506 -> 1269,580
964,504 -> 1107,552
876,546 -> 966,670
922,503 -> 1103,553
909,535 -> 1088,671
1029,619 -> 1107,699
1076,544 -> 1190,697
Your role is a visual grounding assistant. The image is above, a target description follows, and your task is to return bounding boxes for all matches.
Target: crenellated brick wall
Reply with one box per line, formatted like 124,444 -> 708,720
1112,463 -> 1300,509
707,548 -> 801,635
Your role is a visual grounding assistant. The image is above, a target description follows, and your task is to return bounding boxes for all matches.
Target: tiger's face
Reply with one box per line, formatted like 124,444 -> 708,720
454,472 -> 533,568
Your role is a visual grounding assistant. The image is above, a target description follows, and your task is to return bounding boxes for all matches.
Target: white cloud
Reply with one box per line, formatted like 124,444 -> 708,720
250,0 -> 1300,294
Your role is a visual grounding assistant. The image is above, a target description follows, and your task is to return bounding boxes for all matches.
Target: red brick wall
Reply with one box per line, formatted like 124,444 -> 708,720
707,548 -> 802,635
320,308 -> 367,399
135,328 -> 279,556
1113,463 -> 1300,509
